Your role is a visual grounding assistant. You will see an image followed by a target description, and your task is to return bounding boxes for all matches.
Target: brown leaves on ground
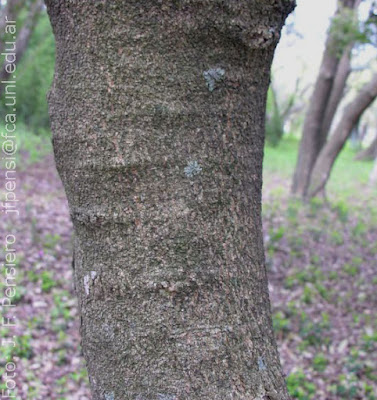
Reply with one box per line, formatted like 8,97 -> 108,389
2,155 -> 377,399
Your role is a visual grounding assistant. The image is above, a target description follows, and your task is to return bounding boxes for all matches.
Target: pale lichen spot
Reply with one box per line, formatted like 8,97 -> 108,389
102,323 -> 115,341
258,356 -> 267,371
84,271 -> 98,295
105,393 -> 115,400
184,160 -> 202,178
84,275 -> 90,295
157,394 -> 177,400
203,67 -> 226,92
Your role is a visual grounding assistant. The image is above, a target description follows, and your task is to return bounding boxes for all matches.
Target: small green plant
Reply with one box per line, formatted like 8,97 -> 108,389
56,349 -> 69,366
284,266 -> 325,289
269,226 -> 285,244
315,283 -> 331,302
43,233 -> 61,250
56,376 -> 69,395
287,199 -> 301,222
333,374 -> 361,399
352,221 -> 367,237
50,292 -> 73,332
41,271 -> 57,292
333,200 -> 349,223
302,285 -> 314,304
299,312 -> 331,349
1,334 -> 34,360
0,283 -> 25,305
57,330 -> 68,342
343,263 -> 359,276
308,197 -> 323,217
291,239 -> 305,253
345,347 -> 366,375
28,270 -> 40,283
328,270 -> 338,280
312,353 -> 328,372
286,370 -> 316,399
272,311 -> 291,336
362,330 -> 377,351
27,270 -> 39,283
351,256 -> 362,267
330,230 -> 344,246
69,367 -> 89,384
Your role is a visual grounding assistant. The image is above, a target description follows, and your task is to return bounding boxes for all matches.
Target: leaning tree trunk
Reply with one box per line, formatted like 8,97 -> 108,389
318,43 -> 352,148
0,0 -> 23,51
0,0 -> 43,95
291,0 -> 359,197
46,1 -> 295,399
308,72 -> 377,197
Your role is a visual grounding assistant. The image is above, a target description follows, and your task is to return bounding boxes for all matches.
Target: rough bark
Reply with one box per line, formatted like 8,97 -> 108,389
46,1 -> 295,399
308,72 -> 377,197
291,0 -> 359,197
355,133 -> 377,161
0,0 -> 44,94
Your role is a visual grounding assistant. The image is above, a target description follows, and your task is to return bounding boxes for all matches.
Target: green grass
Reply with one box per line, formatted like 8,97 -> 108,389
329,144 -> 376,198
264,136 -> 299,179
0,123 -> 52,168
263,137 -> 377,202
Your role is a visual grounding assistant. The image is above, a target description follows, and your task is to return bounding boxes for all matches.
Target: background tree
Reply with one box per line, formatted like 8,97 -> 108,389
266,83 -> 284,147
45,1 -> 295,399
0,0 -> 44,95
0,0 -> 22,45
15,7 -> 55,131
0,0 -> 52,131
308,71 -> 377,197
291,0 -> 362,197
265,76 -> 307,147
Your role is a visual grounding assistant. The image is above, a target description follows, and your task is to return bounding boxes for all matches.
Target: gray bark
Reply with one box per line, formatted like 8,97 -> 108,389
308,72 -> 377,197
45,1 -> 295,399
291,0 -> 359,197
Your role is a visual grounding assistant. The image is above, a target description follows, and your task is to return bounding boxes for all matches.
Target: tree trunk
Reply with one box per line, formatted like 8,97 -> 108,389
355,133 -> 377,161
0,0 -> 23,49
45,1 -> 295,399
308,72 -> 377,197
319,44 -> 352,148
0,0 -> 44,95
291,0 -> 359,197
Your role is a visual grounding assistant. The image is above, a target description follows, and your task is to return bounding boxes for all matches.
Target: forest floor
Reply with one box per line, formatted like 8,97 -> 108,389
1,143 -> 377,400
